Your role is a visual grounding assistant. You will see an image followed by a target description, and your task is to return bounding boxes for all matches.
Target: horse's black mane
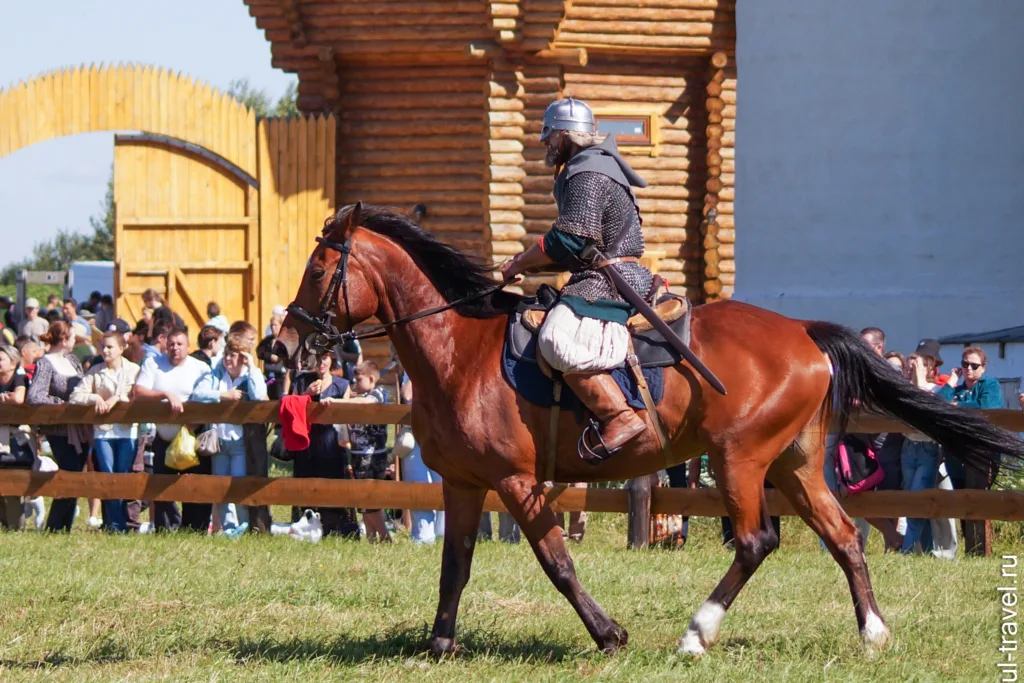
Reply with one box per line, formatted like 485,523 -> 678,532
327,204 -> 524,318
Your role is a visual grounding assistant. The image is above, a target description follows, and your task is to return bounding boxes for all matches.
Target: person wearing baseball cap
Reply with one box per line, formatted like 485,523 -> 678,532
913,338 -> 949,385
913,338 -> 943,365
17,298 -> 48,340
107,318 -> 132,336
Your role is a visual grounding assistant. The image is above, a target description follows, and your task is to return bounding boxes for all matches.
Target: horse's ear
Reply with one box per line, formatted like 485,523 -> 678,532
339,201 -> 363,237
411,202 -> 428,224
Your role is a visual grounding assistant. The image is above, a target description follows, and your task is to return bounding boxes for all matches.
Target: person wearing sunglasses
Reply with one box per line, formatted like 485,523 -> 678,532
936,346 -> 1003,494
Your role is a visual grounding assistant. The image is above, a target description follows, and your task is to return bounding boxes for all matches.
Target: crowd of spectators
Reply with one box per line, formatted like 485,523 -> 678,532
0,291 -> 451,543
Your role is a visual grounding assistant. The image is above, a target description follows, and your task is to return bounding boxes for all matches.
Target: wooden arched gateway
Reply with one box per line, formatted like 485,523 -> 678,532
245,0 -> 737,304
0,64 -> 336,333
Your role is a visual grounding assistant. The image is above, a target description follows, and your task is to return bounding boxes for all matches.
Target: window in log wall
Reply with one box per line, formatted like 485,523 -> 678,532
596,115 -> 652,145
592,107 -> 662,156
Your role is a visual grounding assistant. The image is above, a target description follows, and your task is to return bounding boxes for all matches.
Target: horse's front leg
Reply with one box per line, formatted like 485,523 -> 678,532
428,482 -> 487,657
496,473 -> 628,654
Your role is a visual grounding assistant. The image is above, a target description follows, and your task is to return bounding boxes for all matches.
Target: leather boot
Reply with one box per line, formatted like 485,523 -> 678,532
564,371 -> 646,453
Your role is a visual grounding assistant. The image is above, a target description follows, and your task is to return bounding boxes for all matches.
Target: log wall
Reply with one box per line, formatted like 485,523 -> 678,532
333,63 -> 490,367
485,62 -> 526,262
550,0 -> 735,55
485,61 -> 564,280
335,64 -> 490,257
702,52 -> 736,299
247,0 -> 493,111
517,0 -> 571,51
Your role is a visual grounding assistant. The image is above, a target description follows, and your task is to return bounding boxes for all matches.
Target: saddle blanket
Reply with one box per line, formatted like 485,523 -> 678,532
501,321 -> 664,411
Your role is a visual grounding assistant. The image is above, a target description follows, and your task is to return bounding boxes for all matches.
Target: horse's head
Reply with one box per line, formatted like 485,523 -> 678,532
277,202 -> 380,369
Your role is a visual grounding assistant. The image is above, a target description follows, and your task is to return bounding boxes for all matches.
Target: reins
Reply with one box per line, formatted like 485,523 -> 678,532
287,234 -> 509,351
338,282 -> 509,343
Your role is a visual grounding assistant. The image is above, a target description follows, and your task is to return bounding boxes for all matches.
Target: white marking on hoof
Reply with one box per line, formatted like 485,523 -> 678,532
861,611 -> 891,649
679,630 -> 706,656
678,601 -> 725,656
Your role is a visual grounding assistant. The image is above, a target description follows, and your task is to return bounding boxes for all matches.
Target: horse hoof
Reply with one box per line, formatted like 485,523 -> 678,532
678,601 -> 724,657
678,630 -> 708,657
428,636 -> 456,659
600,622 -> 629,654
860,611 -> 891,654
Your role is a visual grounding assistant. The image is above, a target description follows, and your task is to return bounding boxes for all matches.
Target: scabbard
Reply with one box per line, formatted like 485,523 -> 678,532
599,265 -> 727,396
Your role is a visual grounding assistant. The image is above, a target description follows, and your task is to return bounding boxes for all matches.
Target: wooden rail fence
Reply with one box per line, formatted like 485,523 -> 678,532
3,402 -> 1023,431
0,471 -> 1023,521
1,403 -> 1022,523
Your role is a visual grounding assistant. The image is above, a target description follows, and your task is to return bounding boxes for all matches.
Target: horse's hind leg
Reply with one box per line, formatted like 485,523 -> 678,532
769,438 -> 890,650
428,482 -> 487,657
496,473 -> 628,654
680,450 -> 780,656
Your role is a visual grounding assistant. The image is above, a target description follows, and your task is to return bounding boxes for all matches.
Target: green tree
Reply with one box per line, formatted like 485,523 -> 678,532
226,78 -> 273,118
227,78 -> 299,119
273,81 -> 299,117
88,171 -> 115,260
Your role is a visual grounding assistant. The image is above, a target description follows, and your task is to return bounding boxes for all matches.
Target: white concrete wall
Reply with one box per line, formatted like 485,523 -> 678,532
733,1 -> 1024,357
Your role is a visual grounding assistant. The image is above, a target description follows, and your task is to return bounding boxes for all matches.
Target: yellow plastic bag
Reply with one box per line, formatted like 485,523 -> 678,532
165,427 -> 199,471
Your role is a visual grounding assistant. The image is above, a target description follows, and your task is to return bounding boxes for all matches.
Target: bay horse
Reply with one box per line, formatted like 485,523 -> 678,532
277,202 -> 1024,658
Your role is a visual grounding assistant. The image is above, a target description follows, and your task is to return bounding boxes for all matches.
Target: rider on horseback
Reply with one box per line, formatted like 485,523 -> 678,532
501,97 -> 654,462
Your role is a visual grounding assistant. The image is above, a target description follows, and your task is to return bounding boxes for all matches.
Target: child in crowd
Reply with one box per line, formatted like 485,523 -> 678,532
15,336 -> 40,381
343,361 -> 391,543
205,302 -> 230,334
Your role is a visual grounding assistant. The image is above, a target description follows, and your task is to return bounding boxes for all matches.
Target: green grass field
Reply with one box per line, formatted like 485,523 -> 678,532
0,509 -> 1020,682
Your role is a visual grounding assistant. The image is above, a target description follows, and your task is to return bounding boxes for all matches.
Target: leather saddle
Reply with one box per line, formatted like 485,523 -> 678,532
507,292 -> 692,371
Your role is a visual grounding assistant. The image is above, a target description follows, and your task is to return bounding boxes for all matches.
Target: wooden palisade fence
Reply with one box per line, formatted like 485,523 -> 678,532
0,64 -> 336,337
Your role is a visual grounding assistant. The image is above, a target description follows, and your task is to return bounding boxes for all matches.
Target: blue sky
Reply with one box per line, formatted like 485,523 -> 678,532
0,0 -> 295,265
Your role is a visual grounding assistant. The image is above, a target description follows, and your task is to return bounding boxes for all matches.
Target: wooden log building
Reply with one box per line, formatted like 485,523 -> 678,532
244,0 -> 738,302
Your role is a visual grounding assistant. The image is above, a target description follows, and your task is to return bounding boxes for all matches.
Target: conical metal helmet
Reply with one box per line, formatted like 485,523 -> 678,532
540,97 -> 596,141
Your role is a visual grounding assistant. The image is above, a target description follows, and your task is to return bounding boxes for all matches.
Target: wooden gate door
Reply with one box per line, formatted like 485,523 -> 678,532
113,133 -> 259,334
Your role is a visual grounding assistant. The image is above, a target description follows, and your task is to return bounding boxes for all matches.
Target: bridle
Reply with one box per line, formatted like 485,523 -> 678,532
286,234 -> 506,358
285,235 -> 354,358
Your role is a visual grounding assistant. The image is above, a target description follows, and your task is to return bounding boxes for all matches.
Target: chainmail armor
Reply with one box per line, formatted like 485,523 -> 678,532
553,171 -> 653,303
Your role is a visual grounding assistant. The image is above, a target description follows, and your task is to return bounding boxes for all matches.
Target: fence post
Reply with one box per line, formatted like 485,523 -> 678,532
963,463 -> 996,556
627,476 -> 651,549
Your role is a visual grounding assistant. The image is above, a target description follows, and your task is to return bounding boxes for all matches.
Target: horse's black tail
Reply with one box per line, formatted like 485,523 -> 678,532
805,320 -> 1024,474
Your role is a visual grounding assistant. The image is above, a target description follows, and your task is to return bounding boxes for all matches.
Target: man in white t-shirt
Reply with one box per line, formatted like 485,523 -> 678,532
17,298 -> 48,340
134,328 -> 211,532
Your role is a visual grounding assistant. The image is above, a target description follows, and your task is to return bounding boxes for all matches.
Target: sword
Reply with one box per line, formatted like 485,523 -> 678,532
582,246 -> 727,396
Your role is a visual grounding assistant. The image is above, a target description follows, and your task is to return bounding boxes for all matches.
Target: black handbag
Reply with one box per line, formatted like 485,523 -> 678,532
270,426 -> 293,462
0,429 -> 35,470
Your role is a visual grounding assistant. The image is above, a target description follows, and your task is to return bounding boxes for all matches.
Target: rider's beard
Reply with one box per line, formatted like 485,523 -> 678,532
545,137 -> 569,168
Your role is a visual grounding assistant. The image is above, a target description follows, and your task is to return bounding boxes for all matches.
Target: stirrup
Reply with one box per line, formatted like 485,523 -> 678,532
577,418 -> 620,466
